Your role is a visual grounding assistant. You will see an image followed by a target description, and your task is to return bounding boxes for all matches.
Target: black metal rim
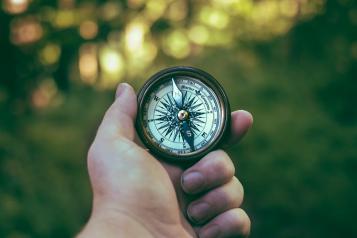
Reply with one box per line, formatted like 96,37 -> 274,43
136,66 -> 231,163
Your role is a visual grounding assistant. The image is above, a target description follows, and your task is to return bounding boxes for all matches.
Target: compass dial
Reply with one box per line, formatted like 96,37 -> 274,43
145,76 -> 220,154
136,67 -> 230,162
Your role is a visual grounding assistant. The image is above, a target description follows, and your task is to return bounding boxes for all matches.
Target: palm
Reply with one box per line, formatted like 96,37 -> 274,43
131,146 -> 198,236
88,138 -> 196,236
159,159 -> 198,235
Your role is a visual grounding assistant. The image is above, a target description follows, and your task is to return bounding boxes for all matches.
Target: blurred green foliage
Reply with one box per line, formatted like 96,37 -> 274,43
0,0 -> 356,237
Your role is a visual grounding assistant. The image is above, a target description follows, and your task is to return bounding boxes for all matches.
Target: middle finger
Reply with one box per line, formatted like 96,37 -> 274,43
187,177 -> 244,224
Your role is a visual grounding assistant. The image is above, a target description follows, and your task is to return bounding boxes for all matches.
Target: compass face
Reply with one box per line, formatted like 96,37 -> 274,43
136,67 -> 230,162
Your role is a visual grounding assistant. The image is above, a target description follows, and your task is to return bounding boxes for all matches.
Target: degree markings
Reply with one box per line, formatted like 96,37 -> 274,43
144,77 -> 221,154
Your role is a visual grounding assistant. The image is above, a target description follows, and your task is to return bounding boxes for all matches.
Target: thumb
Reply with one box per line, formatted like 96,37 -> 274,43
97,83 -> 137,141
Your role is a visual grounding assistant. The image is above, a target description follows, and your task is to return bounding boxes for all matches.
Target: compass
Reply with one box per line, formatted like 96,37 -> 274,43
136,66 -> 231,163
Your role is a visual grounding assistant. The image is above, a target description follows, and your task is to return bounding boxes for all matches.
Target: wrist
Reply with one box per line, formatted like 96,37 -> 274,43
77,209 -> 155,238
78,200 -> 192,238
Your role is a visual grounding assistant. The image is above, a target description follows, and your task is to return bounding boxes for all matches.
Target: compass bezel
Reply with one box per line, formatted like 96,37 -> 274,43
136,66 -> 231,163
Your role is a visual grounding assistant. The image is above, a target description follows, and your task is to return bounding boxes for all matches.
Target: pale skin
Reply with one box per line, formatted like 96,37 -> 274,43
78,83 -> 253,238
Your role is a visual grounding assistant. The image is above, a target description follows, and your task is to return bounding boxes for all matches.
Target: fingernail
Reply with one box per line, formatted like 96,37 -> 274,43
187,202 -> 210,223
199,224 -> 220,238
181,171 -> 205,193
116,83 -> 129,98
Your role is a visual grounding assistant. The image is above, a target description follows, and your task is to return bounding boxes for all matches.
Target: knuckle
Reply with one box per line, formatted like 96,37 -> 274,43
211,150 -> 235,178
218,188 -> 240,210
218,177 -> 244,208
224,178 -> 244,207
201,178 -> 244,212
232,176 -> 244,201
231,209 -> 251,237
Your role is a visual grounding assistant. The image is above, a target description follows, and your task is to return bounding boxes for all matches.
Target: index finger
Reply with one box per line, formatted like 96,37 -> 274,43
225,110 -> 253,147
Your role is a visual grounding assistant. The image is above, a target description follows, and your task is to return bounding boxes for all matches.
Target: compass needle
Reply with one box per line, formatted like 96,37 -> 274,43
182,91 -> 187,105
181,121 -> 195,151
172,78 -> 183,108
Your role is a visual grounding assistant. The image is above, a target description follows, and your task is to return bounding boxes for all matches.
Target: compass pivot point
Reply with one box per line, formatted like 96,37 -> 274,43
178,110 -> 189,121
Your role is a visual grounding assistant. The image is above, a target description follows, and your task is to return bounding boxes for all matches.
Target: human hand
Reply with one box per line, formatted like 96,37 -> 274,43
78,83 -> 253,238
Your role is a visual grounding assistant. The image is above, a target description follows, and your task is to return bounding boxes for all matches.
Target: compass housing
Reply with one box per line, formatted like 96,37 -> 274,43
136,66 -> 231,163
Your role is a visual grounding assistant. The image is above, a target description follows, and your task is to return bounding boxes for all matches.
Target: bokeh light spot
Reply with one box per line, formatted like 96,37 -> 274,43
166,0 -> 188,22
230,0 -> 253,16
31,78 -> 58,109
100,1 -> 121,21
126,40 -> 158,74
99,46 -> 125,87
101,2 -> 121,21
125,21 -> 146,52
199,7 -> 230,29
54,10 -> 75,28
79,44 -> 98,85
2,0 -> 29,14
10,17 -> 43,45
188,25 -> 209,45
145,0 -> 167,20
79,20 -> 98,40
39,43 -> 61,65
163,30 -> 190,59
